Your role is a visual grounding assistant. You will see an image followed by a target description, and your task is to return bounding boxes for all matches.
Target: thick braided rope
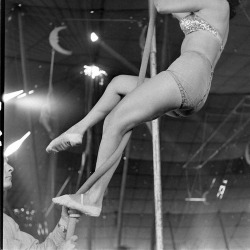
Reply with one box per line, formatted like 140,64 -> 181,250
66,6 -> 157,240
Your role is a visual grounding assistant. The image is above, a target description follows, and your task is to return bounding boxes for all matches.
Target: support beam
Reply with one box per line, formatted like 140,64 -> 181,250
150,216 -> 156,250
160,15 -> 171,71
167,213 -> 176,250
85,77 -> 95,250
148,1 -> 164,249
17,8 -> 43,226
183,97 -> 248,169
116,140 -> 131,248
99,41 -> 139,74
229,211 -> 244,241
218,211 -> 230,250
75,76 -> 94,191
198,117 -> 250,168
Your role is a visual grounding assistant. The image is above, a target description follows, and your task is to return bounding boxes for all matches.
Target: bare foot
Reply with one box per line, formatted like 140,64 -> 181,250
52,194 -> 102,217
46,125 -> 85,153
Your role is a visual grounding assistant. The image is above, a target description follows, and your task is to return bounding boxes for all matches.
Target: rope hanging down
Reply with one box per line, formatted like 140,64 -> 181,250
66,6 -> 157,240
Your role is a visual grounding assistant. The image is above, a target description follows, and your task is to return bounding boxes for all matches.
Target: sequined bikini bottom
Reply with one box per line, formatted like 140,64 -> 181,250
166,50 -> 213,117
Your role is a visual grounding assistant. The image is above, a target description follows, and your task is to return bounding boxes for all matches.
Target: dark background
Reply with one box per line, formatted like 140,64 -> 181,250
3,0 -> 250,249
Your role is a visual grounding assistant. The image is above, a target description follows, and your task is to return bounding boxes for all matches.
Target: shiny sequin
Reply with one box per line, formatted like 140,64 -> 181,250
180,13 -> 224,51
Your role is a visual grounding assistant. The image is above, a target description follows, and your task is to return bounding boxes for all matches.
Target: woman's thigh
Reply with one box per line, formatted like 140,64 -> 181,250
110,74 -> 149,96
168,51 -> 212,114
106,71 -> 183,133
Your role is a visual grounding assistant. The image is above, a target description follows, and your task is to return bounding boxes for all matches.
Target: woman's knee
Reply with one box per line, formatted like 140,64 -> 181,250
108,75 -> 126,90
108,75 -> 138,96
103,110 -> 129,137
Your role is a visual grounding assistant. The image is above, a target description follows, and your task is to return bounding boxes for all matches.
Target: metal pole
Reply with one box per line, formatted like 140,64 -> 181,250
160,15 -> 171,71
148,1 -> 164,249
66,0 -> 156,238
75,76 -> 94,191
229,211 -> 244,241
99,41 -> 139,74
198,118 -> 250,168
182,97 -> 247,169
116,140 -> 131,247
150,217 -> 156,250
17,8 -> 43,224
47,48 -> 58,228
218,211 -> 230,250
167,213 -> 176,250
45,176 -> 71,218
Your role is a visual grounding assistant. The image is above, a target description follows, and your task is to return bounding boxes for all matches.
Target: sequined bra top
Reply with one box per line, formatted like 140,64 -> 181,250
180,13 -> 224,51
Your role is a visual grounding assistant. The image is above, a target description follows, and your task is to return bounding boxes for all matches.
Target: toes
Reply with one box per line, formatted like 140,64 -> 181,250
52,195 -> 69,206
46,145 -> 53,153
46,134 -> 82,153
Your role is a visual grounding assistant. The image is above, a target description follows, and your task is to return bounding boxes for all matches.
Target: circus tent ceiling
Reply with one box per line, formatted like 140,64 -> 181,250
3,0 -> 250,249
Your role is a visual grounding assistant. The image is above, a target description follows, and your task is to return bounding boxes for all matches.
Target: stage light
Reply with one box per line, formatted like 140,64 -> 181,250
3,90 -> 24,102
185,197 -> 206,202
4,131 -> 31,157
81,65 -> 107,79
217,179 -> 228,199
17,93 -> 27,99
90,32 -> 99,42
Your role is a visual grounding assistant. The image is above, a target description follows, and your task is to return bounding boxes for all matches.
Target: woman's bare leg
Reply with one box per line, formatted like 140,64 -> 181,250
46,75 -> 144,152
53,71 -> 183,216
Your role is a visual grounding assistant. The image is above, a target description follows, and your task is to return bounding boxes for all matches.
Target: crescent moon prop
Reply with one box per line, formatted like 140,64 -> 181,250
245,143 -> 250,165
49,26 -> 72,55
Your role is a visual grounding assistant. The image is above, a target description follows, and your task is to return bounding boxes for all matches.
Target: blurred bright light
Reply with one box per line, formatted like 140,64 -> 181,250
185,197 -> 206,202
3,90 -> 24,102
15,93 -> 54,112
90,32 -> 99,42
217,179 -> 228,199
81,65 -> 107,79
17,93 -> 27,99
4,131 -> 31,157
28,90 -> 35,94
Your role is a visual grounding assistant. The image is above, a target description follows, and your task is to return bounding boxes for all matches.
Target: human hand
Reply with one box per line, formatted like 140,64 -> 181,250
60,206 -> 69,225
57,235 -> 78,250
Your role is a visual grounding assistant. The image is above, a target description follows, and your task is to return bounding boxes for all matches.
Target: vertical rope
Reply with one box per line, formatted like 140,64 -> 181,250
148,0 -> 164,249
66,2 -> 157,240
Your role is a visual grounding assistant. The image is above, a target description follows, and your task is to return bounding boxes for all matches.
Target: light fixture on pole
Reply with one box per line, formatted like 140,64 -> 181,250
4,131 -> 31,157
90,32 -> 99,42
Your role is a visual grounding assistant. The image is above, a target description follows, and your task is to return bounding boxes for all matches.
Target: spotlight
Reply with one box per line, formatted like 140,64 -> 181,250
4,131 -> 31,157
3,90 -> 24,102
81,65 -> 107,79
17,93 -> 27,99
90,32 -> 99,42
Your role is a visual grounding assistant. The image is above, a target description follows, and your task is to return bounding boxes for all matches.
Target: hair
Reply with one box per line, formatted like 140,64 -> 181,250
227,0 -> 240,19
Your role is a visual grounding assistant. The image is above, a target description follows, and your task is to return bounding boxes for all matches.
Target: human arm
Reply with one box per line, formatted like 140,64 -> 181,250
57,235 -> 78,250
48,207 -> 78,250
3,208 -> 77,250
153,0 -> 217,14
3,213 -> 40,249
47,206 -> 71,247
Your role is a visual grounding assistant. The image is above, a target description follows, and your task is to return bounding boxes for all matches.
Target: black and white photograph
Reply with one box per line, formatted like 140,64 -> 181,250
2,0 -> 250,249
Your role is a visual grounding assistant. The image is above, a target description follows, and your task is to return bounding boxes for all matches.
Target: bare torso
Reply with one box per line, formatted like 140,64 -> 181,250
173,1 -> 230,68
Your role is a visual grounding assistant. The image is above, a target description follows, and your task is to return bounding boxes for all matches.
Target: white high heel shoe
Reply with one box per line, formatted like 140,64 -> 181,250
46,133 -> 83,153
52,194 -> 102,217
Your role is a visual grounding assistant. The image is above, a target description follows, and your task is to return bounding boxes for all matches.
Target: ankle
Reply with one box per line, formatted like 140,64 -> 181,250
84,190 -> 103,207
66,123 -> 86,136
